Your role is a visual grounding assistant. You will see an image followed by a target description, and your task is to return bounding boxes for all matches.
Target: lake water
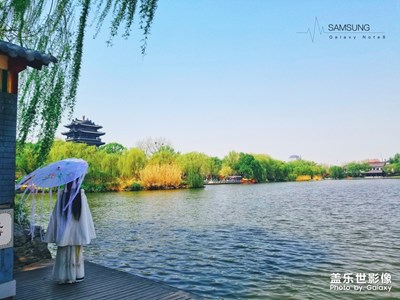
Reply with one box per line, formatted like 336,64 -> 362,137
56,180 -> 400,299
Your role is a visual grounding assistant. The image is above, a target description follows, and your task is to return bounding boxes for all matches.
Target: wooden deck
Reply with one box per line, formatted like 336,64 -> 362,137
14,261 -> 204,300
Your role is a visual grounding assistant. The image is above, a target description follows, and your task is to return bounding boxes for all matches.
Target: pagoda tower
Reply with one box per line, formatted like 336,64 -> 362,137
62,116 -> 105,146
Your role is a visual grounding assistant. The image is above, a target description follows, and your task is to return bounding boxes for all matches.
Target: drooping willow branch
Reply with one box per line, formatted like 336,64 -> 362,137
0,0 -> 158,164
66,0 -> 91,119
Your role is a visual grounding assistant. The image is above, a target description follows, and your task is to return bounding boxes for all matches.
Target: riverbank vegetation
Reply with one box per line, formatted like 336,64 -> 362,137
15,140 -> 400,192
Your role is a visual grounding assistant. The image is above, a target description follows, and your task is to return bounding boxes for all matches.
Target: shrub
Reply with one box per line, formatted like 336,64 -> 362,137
130,182 -> 143,191
187,169 -> 204,188
140,163 -> 182,189
14,199 -> 29,225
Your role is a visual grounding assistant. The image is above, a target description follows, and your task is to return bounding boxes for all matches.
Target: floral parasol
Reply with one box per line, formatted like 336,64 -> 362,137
15,158 -> 88,239
16,158 -> 88,189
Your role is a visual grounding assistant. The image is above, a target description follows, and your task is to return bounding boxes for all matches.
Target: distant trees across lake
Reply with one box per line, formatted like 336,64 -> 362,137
15,140 -> 400,192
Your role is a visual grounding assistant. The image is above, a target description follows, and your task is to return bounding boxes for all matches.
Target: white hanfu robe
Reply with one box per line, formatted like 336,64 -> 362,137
44,189 -> 96,283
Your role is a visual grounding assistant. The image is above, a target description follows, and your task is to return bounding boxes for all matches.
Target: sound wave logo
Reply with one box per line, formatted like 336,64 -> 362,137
297,17 -> 327,42
297,17 -> 385,42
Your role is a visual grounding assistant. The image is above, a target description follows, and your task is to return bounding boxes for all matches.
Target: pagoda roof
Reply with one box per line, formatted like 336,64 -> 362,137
0,40 -> 57,70
65,118 -> 102,129
62,129 -> 105,136
66,137 -> 105,146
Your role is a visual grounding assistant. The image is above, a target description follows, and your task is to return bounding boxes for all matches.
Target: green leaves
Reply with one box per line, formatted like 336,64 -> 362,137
232,153 -> 264,183
178,152 -> 211,188
1,0 -> 159,163
99,142 -> 127,154
16,139 -> 399,191
345,162 -> 369,177
329,166 -> 345,179
118,148 -> 147,179
66,0 -> 91,119
139,0 -> 158,54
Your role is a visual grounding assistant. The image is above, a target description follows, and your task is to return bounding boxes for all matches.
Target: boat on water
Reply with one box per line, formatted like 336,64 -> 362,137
205,176 -> 257,185
204,176 -> 242,185
240,178 -> 256,184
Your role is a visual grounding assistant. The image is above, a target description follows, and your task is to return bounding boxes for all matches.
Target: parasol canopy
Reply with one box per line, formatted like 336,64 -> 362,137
16,158 -> 88,189
15,158 -> 89,239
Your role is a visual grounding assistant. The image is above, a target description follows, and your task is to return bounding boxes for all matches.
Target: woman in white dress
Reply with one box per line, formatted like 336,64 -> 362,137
44,180 -> 96,284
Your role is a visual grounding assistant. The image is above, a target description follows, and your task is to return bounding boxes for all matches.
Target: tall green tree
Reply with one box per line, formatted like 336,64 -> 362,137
329,166 -> 345,179
1,0 -> 158,164
16,142 -> 39,176
287,159 -> 324,178
385,154 -> 400,176
218,165 -> 234,178
384,163 -> 400,176
207,157 -> 222,179
273,160 -> 289,182
149,146 -> 178,165
178,152 -> 210,188
345,162 -> 370,177
118,148 -> 147,179
389,153 -> 400,164
100,142 -> 127,154
223,151 -> 240,170
234,153 -> 265,182
254,154 -> 273,181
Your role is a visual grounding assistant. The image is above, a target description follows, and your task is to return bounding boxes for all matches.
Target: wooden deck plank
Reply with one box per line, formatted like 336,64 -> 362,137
14,261 -> 204,300
159,291 -> 199,300
110,286 -> 173,300
83,282 -> 152,298
69,276 -> 152,297
93,284 -> 162,300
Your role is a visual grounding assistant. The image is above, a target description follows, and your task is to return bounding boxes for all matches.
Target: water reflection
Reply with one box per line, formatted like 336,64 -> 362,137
63,180 -> 400,299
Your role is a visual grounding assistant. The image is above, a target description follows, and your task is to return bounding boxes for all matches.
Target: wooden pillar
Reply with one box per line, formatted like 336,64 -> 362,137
0,91 -> 17,299
0,53 -> 19,299
0,41 -> 55,299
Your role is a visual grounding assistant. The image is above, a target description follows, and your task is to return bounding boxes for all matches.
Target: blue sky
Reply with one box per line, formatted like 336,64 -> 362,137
57,0 -> 400,165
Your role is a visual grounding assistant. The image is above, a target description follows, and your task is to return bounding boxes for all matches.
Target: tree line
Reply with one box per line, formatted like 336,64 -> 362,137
15,140 -> 400,192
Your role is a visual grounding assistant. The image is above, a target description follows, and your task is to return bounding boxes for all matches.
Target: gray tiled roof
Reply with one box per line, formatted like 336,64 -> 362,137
0,40 -> 57,70
369,162 -> 385,168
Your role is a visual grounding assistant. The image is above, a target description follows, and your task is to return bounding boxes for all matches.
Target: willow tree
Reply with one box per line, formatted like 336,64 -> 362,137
0,0 -> 158,165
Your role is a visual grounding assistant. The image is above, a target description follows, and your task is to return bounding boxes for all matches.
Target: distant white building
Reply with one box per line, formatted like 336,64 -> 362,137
288,154 -> 302,161
364,159 -> 387,178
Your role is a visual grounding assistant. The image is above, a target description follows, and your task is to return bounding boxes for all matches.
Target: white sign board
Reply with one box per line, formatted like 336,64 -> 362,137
0,209 -> 13,249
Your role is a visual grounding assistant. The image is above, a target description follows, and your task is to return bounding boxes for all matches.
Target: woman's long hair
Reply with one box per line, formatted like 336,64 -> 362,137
60,181 -> 82,221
